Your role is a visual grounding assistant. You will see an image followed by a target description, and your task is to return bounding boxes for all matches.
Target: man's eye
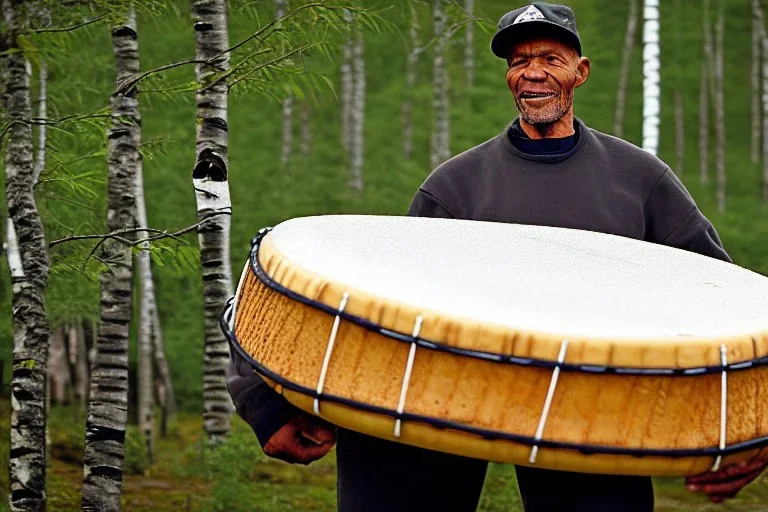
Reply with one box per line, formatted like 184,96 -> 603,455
547,55 -> 559,63
511,59 -> 525,67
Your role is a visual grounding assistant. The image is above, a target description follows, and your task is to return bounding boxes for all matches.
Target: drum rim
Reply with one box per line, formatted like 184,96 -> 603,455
220,298 -> 768,459
247,227 -> 768,376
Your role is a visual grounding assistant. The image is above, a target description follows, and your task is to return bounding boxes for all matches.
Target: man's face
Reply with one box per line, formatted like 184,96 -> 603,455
505,38 -> 590,125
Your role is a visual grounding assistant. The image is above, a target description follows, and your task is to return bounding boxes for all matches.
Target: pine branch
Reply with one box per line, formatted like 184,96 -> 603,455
113,3 -> 354,96
48,210 -> 231,249
29,14 -> 108,33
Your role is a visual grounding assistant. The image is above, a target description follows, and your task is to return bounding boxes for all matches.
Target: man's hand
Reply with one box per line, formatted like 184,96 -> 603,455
263,415 -> 336,465
685,453 -> 768,503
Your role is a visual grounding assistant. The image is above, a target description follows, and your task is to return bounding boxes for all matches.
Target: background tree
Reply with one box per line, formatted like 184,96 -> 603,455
402,0 -> 421,160
3,0 -> 53,509
276,0 -> 294,167
464,0 -> 474,88
700,0 -> 715,184
191,0 -> 234,442
431,0 -> 450,169
714,0 -> 726,212
614,0 -> 638,137
642,0 -> 660,155
81,8 -> 141,511
753,0 -> 762,165
349,16 -> 365,191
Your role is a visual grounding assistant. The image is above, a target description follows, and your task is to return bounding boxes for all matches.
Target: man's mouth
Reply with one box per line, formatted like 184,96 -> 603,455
519,91 -> 557,99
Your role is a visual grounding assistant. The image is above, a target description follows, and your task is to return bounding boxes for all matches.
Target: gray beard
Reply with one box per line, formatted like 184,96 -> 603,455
514,94 -> 573,126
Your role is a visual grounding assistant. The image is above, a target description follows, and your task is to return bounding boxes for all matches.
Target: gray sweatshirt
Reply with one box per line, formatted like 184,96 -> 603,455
226,117 -> 731,446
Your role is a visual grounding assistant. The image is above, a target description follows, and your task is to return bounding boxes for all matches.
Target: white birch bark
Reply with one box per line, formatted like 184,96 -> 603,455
464,0 -> 474,88
192,0 -> 234,441
431,0 -> 450,169
349,27 -> 365,191
275,0 -> 293,166
642,0 -> 660,155
152,305 -> 176,435
614,0 -> 638,137
756,2 -> 768,201
714,1 -> 726,212
135,145 -> 154,460
4,1 -> 52,509
32,62 -> 46,183
340,10 -> 353,154
700,0 -> 713,184
81,9 -> 141,512
402,2 -> 420,160
752,0 -> 761,165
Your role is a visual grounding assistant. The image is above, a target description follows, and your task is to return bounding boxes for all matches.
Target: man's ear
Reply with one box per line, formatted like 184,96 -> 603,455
575,57 -> 591,88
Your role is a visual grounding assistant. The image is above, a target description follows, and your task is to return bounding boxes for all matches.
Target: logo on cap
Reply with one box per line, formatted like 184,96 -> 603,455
513,5 -> 545,24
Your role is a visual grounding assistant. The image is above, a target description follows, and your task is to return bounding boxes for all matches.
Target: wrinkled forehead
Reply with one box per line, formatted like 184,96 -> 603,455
507,37 -> 579,59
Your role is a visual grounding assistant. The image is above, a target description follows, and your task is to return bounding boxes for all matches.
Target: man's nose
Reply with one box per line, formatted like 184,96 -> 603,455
523,61 -> 547,81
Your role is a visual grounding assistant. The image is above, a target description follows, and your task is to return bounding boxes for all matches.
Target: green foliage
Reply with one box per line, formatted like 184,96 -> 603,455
124,426 -> 152,476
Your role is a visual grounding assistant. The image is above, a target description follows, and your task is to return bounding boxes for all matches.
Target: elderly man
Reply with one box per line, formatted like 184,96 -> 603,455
227,3 -> 768,510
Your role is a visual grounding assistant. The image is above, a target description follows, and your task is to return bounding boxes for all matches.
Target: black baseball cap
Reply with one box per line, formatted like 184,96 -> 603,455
491,3 -> 582,59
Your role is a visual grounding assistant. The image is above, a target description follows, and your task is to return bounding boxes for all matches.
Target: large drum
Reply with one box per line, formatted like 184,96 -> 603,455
221,215 -> 768,476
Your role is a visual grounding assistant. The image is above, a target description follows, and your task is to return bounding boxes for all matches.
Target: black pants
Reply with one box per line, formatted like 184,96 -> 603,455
336,430 -> 654,512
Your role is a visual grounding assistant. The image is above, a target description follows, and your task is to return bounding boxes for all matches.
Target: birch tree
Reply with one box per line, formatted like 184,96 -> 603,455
82,9 -> 141,511
152,306 -> 176,435
402,1 -> 420,160
673,0 -> 684,175
431,0 -> 450,169
340,9 -> 353,153
68,322 -> 89,408
753,0 -> 761,165
756,0 -> 768,201
714,0 -> 725,212
4,0 -> 52,509
642,0 -> 660,156
699,0 -> 713,184
275,0 -> 293,167
464,0 -> 474,88
135,143 -> 155,460
614,0 -> 638,137
192,0 -> 234,442
349,22 -> 365,191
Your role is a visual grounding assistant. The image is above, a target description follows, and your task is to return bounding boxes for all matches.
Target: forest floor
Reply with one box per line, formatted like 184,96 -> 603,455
1,400 -> 768,511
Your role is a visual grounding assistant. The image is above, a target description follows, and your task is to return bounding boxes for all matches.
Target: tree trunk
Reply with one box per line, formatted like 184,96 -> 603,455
402,2 -> 419,160
275,0 -> 293,167
758,2 -> 768,201
48,326 -> 72,405
300,100 -> 312,158
431,0 -> 450,169
192,0 -> 234,442
714,0 -> 726,212
464,0 -> 474,88
700,0 -> 713,184
753,0 -> 761,165
4,0 -> 52,509
69,322 -> 89,408
135,134 -> 154,462
32,61 -> 46,183
642,0 -> 660,155
614,0 -> 638,137
674,91 -> 684,175
152,304 -> 176,435
349,26 -> 365,191
81,9 -> 141,512
340,10 -> 353,154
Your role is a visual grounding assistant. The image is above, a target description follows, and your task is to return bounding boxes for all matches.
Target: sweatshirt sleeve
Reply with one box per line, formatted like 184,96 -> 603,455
407,188 -> 456,218
644,169 -> 732,263
226,345 -> 300,447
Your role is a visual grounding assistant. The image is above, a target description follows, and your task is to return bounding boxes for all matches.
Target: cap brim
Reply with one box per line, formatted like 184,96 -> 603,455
491,21 -> 582,59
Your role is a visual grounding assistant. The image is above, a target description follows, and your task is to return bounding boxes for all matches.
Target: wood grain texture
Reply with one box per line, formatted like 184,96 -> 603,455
232,234 -> 768,476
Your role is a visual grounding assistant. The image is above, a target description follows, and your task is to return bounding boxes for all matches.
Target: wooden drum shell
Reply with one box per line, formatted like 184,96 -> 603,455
231,232 -> 768,477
